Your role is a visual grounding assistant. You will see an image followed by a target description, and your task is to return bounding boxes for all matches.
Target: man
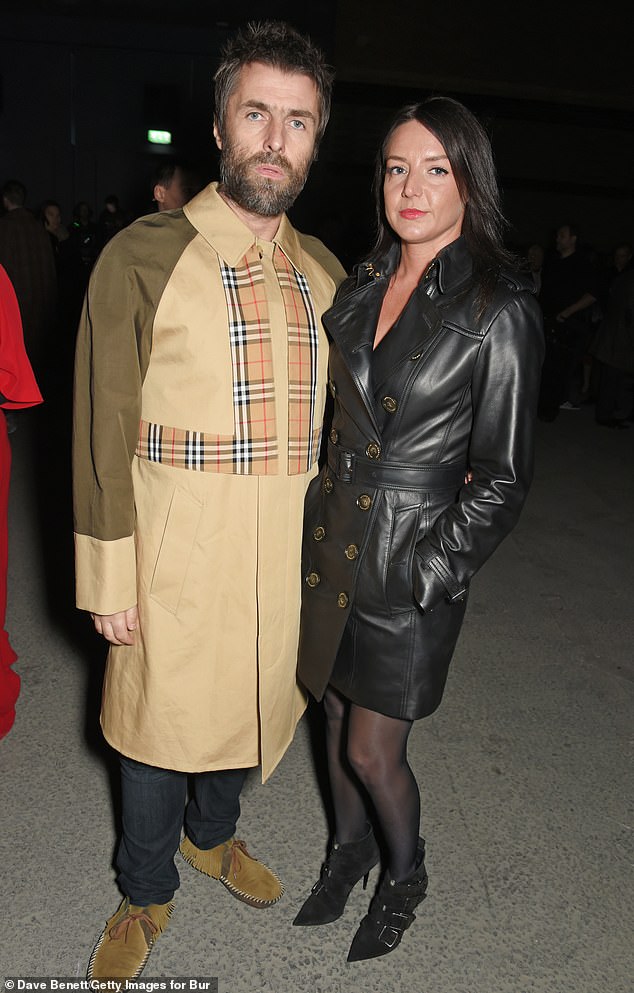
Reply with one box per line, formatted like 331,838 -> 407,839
0,179 -> 57,379
591,263 -> 634,427
151,159 -> 203,211
538,222 -> 598,418
73,21 -> 345,980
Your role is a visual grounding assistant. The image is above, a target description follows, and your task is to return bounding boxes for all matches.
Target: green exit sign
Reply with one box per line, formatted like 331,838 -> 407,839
147,129 -> 172,145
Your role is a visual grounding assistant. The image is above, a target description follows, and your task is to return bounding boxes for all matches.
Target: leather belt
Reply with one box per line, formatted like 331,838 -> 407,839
327,441 -> 465,490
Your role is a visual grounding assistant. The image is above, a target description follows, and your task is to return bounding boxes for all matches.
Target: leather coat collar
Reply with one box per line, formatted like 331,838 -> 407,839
354,235 -> 475,297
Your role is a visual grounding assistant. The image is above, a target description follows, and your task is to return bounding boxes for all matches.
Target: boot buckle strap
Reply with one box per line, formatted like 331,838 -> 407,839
378,909 -> 415,935
378,925 -> 402,948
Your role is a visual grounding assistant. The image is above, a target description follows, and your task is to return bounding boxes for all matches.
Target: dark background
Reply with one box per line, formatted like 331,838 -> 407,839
1,0 -> 632,270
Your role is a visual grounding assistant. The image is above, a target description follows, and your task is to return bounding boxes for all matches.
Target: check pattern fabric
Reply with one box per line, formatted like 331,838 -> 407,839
274,245 -> 320,474
136,244 -> 321,476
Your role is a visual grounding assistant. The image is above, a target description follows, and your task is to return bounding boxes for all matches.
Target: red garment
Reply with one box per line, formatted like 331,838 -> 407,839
0,264 -> 43,739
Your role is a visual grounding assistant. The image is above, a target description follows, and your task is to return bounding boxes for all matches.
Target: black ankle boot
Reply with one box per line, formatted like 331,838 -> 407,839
293,825 -> 380,926
347,838 -> 428,961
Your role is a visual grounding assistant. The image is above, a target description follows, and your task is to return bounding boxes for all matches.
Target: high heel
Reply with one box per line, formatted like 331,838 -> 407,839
347,838 -> 428,961
293,824 -> 380,926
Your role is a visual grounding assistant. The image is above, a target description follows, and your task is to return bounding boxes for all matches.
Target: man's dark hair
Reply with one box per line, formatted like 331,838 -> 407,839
151,160 -> 179,189
371,96 -> 516,311
2,179 -> 27,207
213,20 -> 334,146
151,158 -> 204,200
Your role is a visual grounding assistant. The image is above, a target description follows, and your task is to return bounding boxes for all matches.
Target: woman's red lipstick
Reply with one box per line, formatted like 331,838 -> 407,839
399,209 -> 426,219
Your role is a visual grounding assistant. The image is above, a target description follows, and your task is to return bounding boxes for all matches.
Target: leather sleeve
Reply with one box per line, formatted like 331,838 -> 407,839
413,290 -> 545,612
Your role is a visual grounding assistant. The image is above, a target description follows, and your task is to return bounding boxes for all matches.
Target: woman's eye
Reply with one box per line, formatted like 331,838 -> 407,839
387,165 -> 406,175
429,166 -> 449,176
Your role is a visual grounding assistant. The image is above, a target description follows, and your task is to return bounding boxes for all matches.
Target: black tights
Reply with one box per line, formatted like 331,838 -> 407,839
323,685 -> 420,882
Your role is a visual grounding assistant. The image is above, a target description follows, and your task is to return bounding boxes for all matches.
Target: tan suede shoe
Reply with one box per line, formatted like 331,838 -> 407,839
87,897 -> 173,980
180,835 -> 283,907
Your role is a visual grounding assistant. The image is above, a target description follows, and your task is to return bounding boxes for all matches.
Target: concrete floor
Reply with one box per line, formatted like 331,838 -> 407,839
1,401 -> 632,993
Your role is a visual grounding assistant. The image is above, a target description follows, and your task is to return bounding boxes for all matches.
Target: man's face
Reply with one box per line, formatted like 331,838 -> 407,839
556,226 -> 576,257
155,167 -> 189,211
214,62 -> 320,218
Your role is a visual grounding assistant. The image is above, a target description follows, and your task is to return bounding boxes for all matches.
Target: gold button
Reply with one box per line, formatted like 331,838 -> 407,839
313,526 -> 326,541
357,493 -> 372,511
306,572 -> 321,588
366,441 -> 381,460
337,592 -> 349,608
382,396 -> 397,413
329,428 -> 338,444
329,380 -> 337,398
344,544 -> 358,560
324,477 -> 334,494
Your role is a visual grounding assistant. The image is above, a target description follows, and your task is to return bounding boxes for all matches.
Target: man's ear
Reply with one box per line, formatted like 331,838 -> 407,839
153,183 -> 166,205
213,120 -> 222,151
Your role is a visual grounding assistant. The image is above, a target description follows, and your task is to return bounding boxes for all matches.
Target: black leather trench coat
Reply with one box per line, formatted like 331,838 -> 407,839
297,236 -> 545,720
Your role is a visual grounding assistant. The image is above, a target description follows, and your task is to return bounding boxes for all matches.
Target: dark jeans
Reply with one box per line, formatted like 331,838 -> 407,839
116,755 -> 249,905
539,321 -> 591,415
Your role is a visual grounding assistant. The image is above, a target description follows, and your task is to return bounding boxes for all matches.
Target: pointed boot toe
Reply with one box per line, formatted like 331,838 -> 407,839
347,838 -> 428,962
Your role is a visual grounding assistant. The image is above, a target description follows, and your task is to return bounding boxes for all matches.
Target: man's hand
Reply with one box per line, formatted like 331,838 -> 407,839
91,606 -> 138,645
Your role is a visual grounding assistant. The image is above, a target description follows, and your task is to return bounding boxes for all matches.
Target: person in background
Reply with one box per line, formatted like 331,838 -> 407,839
591,258 -> 634,427
97,193 -> 127,247
40,199 -> 70,251
0,264 -> 43,738
73,20 -> 345,981
294,96 -> 544,963
151,160 -> 204,211
538,222 -> 598,417
527,242 -> 544,295
0,180 -> 57,381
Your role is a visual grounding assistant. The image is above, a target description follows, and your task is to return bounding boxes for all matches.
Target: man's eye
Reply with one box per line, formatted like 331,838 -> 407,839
289,119 -> 306,130
247,112 -> 263,121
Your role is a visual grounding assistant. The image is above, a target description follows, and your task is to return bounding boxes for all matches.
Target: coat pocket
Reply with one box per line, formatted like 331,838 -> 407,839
385,503 -> 423,614
150,486 -> 203,614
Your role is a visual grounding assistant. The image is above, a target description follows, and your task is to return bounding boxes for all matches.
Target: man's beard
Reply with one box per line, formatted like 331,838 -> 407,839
219,142 -> 312,217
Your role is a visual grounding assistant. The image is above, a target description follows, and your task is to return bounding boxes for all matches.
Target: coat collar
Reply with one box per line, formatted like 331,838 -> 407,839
183,182 -> 306,273
355,235 -> 475,296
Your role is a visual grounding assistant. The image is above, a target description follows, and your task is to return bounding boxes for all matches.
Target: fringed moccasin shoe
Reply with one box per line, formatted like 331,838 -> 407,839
180,835 -> 283,908
87,897 -> 173,980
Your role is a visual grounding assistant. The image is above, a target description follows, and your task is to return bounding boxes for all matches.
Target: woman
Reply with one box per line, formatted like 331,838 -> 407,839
293,97 -> 544,961
0,264 -> 43,738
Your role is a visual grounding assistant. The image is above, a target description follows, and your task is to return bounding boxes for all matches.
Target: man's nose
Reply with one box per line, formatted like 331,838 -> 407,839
264,118 -> 285,153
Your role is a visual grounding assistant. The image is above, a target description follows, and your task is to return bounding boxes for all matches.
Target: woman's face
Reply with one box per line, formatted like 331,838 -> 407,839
383,120 -> 465,256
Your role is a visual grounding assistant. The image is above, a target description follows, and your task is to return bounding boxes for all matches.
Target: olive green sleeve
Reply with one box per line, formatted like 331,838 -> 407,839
72,212 -> 196,613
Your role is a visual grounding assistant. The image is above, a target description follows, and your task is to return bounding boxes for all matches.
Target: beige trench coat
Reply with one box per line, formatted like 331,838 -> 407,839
73,184 -> 345,780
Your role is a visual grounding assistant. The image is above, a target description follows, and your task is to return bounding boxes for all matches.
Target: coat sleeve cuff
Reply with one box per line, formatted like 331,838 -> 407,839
74,532 -> 137,614
413,550 -> 468,613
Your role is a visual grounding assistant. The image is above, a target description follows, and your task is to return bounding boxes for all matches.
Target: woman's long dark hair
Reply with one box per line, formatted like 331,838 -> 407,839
371,97 -> 517,311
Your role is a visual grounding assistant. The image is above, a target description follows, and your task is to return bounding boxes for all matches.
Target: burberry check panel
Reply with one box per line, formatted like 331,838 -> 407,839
274,247 -> 321,474
136,245 -> 321,475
